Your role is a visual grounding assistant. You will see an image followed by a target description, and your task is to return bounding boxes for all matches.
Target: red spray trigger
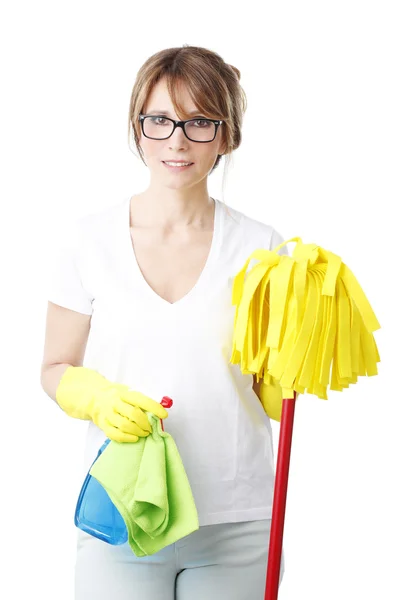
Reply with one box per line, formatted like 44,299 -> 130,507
160,396 -> 173,430
161,396 -> 173,408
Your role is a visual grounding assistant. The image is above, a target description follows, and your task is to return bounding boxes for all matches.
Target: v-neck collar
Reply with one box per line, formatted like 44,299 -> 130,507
122,195 -> 223,309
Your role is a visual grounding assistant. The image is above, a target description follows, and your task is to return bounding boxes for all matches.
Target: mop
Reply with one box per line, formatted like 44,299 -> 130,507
229,236 -> 381,599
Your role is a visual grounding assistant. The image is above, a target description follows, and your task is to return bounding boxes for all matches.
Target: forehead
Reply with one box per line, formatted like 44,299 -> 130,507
144,78 -> 199,115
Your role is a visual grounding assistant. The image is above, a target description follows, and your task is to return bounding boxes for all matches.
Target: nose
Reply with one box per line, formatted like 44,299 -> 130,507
169,123 -> 189,145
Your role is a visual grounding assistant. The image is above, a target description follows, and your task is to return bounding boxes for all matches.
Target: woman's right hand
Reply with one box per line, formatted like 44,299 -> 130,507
56,366 -> 169,443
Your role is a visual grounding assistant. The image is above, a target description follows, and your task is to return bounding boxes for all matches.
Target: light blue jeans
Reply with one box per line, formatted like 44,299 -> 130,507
74,518 -> 285,599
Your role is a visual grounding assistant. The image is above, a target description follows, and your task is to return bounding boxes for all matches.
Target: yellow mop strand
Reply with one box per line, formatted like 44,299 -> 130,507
229,237 -> 381,402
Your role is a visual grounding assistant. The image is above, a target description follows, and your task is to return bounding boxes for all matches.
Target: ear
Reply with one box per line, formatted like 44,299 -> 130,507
218,132 -> 227,156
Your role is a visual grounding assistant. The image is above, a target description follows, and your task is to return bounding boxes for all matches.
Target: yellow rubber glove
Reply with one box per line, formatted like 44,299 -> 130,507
258,376 -> 284,423
55,366 -> 169,443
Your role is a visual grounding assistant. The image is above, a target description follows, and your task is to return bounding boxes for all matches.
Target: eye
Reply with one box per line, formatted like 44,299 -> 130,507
189,119 -> 212,128
149,117 -> 169,125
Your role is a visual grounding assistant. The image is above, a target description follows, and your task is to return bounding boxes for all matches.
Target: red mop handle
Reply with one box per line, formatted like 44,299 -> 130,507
264,391 -> 297,600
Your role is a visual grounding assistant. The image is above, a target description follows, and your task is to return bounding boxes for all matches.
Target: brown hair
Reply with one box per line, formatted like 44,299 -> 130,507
127,45 -> 247,201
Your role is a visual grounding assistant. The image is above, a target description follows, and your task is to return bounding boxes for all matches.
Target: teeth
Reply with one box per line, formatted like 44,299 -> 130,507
165,161 -> 192,166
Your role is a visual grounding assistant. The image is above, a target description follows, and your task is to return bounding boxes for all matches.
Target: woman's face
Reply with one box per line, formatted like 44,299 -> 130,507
138,78 -> 226,190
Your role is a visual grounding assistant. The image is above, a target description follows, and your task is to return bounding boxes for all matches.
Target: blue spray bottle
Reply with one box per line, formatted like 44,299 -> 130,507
74,438 -> 128,544
74,395 -> 173,545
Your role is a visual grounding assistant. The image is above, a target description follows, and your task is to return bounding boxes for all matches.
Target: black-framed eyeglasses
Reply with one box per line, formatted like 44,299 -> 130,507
138,114 -> 224,143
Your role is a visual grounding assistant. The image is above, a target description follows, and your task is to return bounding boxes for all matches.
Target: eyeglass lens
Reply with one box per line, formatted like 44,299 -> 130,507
143,116 -> 216,142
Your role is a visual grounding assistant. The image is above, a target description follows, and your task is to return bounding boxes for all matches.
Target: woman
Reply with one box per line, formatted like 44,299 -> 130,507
41,44 -> 287,600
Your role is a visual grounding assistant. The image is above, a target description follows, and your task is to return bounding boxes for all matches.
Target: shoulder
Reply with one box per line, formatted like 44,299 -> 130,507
60,197 -> 128,255
221,200 -> 289,256
77,197 -> 127,236
52,198 -> 127,262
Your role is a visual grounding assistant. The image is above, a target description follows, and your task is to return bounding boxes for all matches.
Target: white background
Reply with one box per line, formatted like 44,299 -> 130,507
1,1 -> 399,598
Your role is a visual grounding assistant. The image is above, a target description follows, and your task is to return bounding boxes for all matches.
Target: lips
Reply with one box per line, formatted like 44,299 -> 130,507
162,161 -> 195,172
162,161 -> 194,165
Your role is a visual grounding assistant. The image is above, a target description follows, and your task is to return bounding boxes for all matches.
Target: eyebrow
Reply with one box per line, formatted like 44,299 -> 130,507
147,109 -> 206,117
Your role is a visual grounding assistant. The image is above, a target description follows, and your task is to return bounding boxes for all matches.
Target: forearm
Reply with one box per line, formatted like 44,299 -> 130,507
41,363 -> 72,404
252,375 -> 262,400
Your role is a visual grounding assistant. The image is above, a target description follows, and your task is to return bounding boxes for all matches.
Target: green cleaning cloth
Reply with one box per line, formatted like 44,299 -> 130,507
89,413 -> 199,556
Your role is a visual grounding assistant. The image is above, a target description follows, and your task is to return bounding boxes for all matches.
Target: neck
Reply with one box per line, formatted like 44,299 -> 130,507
129,190 -> 215,231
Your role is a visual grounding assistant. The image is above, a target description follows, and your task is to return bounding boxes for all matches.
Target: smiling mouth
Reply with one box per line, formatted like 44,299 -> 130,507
162,161 -> 194,170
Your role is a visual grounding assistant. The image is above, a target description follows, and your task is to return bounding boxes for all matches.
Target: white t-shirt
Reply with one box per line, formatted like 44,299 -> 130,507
47,196 -> 288,527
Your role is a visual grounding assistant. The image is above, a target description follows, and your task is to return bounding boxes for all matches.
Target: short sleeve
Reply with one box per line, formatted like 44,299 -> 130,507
270,228 -> 290,257
46,219 -> 94,316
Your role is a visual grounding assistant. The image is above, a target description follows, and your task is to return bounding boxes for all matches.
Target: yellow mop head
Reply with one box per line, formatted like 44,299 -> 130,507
229,236 -> 381,409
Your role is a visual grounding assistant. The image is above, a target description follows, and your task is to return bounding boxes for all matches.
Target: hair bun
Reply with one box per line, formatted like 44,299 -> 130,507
228,64 -> 241,81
